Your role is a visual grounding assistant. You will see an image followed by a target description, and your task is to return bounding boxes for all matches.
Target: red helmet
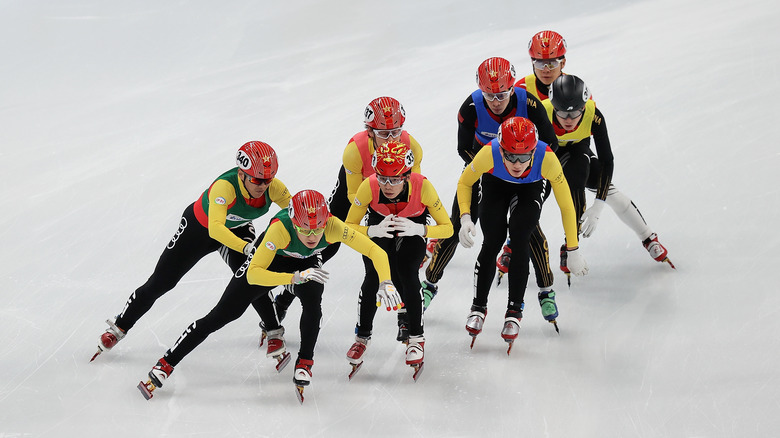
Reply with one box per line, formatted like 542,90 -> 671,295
364,97 -> 406,130
372,140 -> 414,176
236,141 -> 278,179
497,117 -> 538,154
528,30 -> 567,59
288,190 -> 330,230
476,57 -> 516,93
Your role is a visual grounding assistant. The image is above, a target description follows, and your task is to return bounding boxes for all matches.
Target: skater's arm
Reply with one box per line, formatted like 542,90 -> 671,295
590,107 -> 614,201
542,153 -> 579,249
344,179 -> 372,235
246,221 -> 296,286
206,180 -> 250,253
326,216 -> 391,282
267,178 -> 292,208
456,146 -> 492,216
420,179 -> 453,239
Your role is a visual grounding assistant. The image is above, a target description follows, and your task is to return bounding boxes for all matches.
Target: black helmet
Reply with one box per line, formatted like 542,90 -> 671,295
549,75 -> 590,112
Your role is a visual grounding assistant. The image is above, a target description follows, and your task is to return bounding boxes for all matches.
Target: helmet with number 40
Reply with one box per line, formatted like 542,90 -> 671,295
236,141 -> 278,179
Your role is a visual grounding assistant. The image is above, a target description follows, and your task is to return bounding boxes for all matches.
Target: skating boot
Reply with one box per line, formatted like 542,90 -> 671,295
396,310 -> 409,344
538,289 -> 559,333
420,238 -> 438,268
421,280 -> 438,311
346,335 -> 370,380
138,358 -> 174,400
559,244 -> 571,286
496,244 -> 512,285
643,233 -> 675,269
465,305 -> 487,349
259,291 -> 292,347
501,308 -> 522,355
90,318 -> 126,362
266,327 -> 291,372
293,358 -> 314,404
405,335 -> 425,381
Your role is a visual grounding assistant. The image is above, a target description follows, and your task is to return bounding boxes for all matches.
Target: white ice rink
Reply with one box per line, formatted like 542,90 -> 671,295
1,0 -> 778,436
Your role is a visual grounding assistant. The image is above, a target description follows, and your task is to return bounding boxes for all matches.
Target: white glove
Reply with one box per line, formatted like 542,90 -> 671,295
458,214 -> 477,248
243,242 -> 256,256
376,280 -> 404,311
580,199 -> 606,238
368,215 -> 395,238
565,247 -> 588,276
393,216 -> 426,237
292,268 -> 330,285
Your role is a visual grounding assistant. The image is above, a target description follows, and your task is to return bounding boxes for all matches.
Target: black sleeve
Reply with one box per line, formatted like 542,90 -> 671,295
457,96 -> 479,164
525,94 -> 557,151
591,107 -> 614,200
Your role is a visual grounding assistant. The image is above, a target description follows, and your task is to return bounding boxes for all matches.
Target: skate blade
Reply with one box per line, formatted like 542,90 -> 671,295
496,271 -> 505,286
275,352 -> 292,373
89,348 -> 102,362
468,335 -> 477,349
550,320 -> 560,334
566,273 -> 571,287
138,380 -> 156,400
295,385 -> 305,404
662,257 -> 676,269
410,362 -> 424,381
259,333 -> 266,348
506,341 -> 514,355
348,362 -> 363,380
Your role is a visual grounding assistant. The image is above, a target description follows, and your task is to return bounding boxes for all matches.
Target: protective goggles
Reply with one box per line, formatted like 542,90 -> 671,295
482,90 -> 512,102
376,174 -> 406,186
503,149 -> 534,164
293,224 -> 325,236
555,108 -> 584,119
532,58 -> 563,70
244,174 -> 273,185
374,128 -> 403,139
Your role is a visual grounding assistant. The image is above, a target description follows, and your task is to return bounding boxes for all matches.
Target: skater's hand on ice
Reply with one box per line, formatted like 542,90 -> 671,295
376,280 -> 404,311
458,214 -> 476,248
368,215 -> 395,238
580,199 -> 605,238
292,268 -> 330,285
393,216 -> 425,237
565,247 -> 588,276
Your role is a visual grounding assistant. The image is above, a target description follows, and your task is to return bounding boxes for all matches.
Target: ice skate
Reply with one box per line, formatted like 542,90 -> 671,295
496,244 -> 511,285
265,327 -> 291,372
405,335 -> 425,381
293,358 -> 313,404
643,233 -> 675,269
396,310 -> 409,344
465,305 -> 487,349
137,358 -> 173,400
346,335 -> 370,380
419,238 -> 438,268
421,280 -> 438,311
501,309 -> 522,355
538,290 -> 560,333
90,318 -> 126,362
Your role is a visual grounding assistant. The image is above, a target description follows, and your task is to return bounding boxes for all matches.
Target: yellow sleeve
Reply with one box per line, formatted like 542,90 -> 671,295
246,221 -> 296,286
456,146 -> 493,216
342,139 -> 367,204
408,134 -> 424,173
541,154 -> 580,248
420,179 -> 453,239
325,216 -> 392,282
267,178 -> 292,209
206,179 -> 249,253
345,178 -> 372,235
